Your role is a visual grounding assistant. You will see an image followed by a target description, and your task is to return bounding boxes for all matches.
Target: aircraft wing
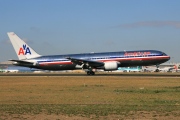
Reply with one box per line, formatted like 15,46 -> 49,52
66,57 -> 104,67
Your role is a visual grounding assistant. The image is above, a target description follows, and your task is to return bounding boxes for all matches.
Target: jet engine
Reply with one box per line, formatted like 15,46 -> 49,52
104,61 -> 119,71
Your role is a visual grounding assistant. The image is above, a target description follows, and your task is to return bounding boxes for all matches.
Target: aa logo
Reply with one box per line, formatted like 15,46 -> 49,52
18,44 -> 31,55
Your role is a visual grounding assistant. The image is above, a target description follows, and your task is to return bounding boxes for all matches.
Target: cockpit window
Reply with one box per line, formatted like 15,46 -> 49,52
162,53 -> 167,56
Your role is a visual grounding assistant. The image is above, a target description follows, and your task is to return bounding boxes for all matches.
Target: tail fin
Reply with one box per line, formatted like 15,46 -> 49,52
7,32 -> 41,60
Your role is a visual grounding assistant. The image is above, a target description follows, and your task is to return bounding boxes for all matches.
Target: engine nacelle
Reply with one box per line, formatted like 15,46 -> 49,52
104,62 -> 118,71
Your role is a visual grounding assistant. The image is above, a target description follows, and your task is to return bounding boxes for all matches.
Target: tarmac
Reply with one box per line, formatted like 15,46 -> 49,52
1,72 -> 180,77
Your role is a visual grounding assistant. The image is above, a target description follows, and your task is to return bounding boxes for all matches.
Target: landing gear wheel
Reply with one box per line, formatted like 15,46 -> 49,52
91,71 -> 95,75
87,71 -> 91,75
155,69 -> 160,72
87,71 -> 95,75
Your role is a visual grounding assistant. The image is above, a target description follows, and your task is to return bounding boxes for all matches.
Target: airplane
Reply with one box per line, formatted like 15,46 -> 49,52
7,32 -> 170,75
4,69 -> 19,73
0,68 -> 5,73
169,64 -> 180,72
143,66 -> 172,72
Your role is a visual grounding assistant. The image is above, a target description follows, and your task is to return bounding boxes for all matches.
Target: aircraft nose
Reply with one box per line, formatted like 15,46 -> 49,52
168,56 -> 170,60
166,56 -> 170,61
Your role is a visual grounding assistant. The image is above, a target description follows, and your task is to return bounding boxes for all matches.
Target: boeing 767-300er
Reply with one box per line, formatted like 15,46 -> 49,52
7,32 -> 170,75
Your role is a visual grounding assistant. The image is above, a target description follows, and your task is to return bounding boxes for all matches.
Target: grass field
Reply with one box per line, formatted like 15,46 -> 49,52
0,75 -> 180,119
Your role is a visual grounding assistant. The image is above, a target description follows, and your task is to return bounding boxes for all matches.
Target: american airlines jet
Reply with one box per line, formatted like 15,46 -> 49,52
7,32 -> 170,75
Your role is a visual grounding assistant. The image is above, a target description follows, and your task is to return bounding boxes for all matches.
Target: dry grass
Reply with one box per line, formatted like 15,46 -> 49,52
0,75 -> 179,119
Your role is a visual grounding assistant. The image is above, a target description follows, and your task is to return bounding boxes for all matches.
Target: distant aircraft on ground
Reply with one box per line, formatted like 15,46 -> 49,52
143,66 -> 172,72
4,69 -> 19,73
7,32 -> 170,75
169,64 -> 180,72
143,64 -> 180,72
0,69 -> 5,73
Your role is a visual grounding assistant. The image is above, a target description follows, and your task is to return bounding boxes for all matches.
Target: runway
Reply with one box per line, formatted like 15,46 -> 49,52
1,72 -> 180,77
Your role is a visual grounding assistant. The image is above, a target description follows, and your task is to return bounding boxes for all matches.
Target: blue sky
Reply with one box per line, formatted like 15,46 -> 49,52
0,0 -> 180,62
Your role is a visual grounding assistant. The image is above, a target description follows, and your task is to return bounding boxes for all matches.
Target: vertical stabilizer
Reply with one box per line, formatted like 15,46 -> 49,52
7,32 -> 41,60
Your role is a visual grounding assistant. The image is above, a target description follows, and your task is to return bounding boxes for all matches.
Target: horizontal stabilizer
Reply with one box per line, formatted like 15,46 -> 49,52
8,59 -> 35,68
9,59 -> 33,64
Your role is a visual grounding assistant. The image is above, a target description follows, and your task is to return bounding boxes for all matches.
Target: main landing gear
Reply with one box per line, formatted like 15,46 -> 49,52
87,71 -> 95,75
82,64 -> 95,75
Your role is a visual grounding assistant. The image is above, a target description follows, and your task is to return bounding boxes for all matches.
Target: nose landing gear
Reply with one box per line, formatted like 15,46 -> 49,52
155,64 -> 160,72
